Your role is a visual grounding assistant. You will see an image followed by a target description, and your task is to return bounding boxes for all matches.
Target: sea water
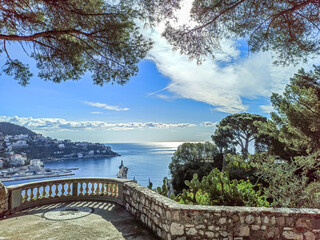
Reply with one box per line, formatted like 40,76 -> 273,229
4,142 -> 182,187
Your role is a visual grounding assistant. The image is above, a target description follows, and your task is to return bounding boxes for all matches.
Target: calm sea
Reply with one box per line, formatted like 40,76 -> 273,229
3,142 -> 182,187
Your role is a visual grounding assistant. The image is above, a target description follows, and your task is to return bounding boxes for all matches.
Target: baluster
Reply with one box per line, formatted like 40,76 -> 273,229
61,183 -> 65,196
67,182 -> 71,196
42,185 -> 46,198
79,182 -> 84,196
23,189 -> 28,202
85,182 -> 89,196
91,182 -> 95,196
101,183 -> 105,196
30,188 -> 34,200
48,185 -> 53,198
110,184 -> 114,197
55,184 -> 59,197
36,187 -> 40,199
96,182 -> 100,195
106,183 -> 110,196
111,183 -> 114,196
114,184 -> 117,197
115,184 -> 118,197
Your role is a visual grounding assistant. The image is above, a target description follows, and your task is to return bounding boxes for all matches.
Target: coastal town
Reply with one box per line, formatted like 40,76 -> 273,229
0,122 -> 119,181
0,159 -> 79,182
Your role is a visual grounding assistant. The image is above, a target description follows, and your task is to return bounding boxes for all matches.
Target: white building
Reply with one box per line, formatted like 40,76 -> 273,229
4,135 -> 12,141
54,151 -> 64,154
30,159 -> 44,168
6,146 -> 13,151
10,154 -> 26,166
77,153 -> 83,158
58,144 -> 65,149
14,134 -> 29,140
12,140 -> 28,148
88,150 -> 94,155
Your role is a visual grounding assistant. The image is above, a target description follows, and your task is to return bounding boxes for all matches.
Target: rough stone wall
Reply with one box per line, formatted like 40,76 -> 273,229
123,182 -> 320,240
123,182 -> 173,239
0,181 -> 8,217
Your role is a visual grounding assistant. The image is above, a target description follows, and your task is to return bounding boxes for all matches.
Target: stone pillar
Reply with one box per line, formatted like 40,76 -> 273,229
0,181 -> 8,217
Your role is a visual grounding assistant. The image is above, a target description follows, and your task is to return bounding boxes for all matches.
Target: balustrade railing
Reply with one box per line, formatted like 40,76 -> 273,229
6,178 -> 132,213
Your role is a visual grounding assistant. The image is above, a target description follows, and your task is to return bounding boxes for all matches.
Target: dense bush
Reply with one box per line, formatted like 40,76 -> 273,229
250,151 -> 320,208
175,169 -> 271,207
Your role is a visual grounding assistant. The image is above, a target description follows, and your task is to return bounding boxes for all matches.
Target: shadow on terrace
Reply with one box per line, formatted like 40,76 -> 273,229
0,178 -> 158,240
0,201 -> 157,240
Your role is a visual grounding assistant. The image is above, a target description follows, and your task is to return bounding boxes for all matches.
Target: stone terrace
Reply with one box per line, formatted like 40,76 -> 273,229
1,178 -> 320,240
0,201 -> 158,240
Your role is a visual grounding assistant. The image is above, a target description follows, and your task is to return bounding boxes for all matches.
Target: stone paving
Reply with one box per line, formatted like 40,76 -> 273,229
0,201 -> 158,240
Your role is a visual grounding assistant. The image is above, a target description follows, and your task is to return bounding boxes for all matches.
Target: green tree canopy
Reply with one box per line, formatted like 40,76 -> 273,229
161,0 -> 320,65
0,0 -> 152,85
169,142 -> 221,192
212,113 -> 267,160
257,65 -> 320,157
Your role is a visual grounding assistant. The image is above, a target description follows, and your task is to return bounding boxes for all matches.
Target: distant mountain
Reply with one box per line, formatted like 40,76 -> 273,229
0,122 -> 37,136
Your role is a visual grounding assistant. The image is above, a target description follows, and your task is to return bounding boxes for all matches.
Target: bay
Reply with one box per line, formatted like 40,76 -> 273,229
3,142 -> 182,188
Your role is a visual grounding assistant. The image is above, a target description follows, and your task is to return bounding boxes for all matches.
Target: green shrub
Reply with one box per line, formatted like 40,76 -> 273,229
175,169 -> 271,207
251,151 -> 320,208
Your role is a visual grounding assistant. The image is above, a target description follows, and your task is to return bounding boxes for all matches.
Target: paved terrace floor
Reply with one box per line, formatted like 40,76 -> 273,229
0,201 -> 158,240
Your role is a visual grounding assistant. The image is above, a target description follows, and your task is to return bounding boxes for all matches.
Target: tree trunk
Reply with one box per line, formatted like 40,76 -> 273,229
242,137 -> 249,159
222,152 -> 227,171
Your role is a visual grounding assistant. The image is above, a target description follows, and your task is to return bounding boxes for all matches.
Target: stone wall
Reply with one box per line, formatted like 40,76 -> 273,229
123,182 -> 173,239
123,182 -> 320,240
0,181 -> 8,217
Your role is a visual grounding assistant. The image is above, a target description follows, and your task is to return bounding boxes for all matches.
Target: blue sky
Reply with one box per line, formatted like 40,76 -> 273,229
0,4 -> 317,143
0,49 -> 229,142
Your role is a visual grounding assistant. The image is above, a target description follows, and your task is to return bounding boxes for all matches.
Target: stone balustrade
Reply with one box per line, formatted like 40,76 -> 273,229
1,179 -> 320,239
3,178 -> 132,214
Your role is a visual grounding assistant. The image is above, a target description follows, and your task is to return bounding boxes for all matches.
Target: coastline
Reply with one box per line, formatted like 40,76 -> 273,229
1,142 -> 175,188
0,173 -> 75,182
41,153 -> 121,162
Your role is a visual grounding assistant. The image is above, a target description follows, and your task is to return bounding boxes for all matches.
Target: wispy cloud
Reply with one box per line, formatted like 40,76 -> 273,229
155,94 -> 177,100
147,82 -> 178,96
0,116 -> 196,131
90,112 -> 103,115
200,121 -> 218,128
83,101 -> 129,111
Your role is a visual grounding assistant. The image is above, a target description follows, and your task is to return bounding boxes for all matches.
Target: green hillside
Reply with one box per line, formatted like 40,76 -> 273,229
0,122 -> 36,136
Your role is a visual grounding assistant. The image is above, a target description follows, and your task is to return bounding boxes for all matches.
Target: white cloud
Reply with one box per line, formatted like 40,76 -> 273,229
141,7 -> 319,114
90,112 -> 103,114
154,94 -> 176,100
83,101 -> 129,111
260,104 -> 274,113
200,121 -> 218,128
0,116 -> 196,131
